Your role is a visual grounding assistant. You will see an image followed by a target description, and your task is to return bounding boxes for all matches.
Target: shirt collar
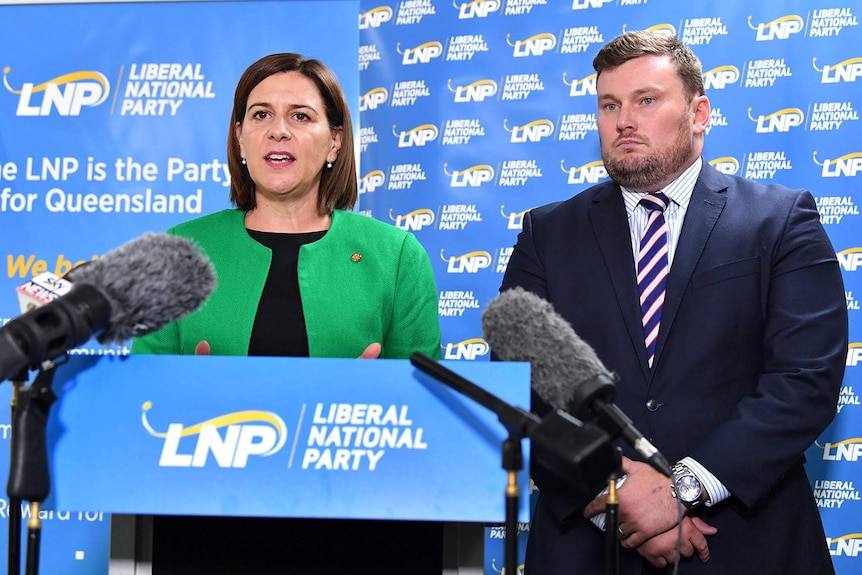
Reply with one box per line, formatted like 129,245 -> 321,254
621,156 -> 702,215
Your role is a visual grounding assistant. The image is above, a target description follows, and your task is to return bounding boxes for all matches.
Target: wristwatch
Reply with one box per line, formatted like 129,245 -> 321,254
671,462 -> 707,509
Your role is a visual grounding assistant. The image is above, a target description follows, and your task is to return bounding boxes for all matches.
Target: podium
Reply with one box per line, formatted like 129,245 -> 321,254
22,354 -> 532,573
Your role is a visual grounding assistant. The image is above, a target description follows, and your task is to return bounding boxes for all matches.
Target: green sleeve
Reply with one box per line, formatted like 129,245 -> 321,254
130,320 -> 181,355
383,232 -> 442,360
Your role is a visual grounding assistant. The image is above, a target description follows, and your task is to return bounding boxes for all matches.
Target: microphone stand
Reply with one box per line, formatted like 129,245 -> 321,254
502,432 -> 523,575
7,363 -> 58,575
604,471 -> 620,575
8,373 -> 25,575
410,352 -> 620,575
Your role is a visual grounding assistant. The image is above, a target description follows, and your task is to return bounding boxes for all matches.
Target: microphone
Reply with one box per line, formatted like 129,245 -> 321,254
482,287 -> 672,477
410,352 -> 619,500
0,233 -> 216,382
16,272 -> 74,313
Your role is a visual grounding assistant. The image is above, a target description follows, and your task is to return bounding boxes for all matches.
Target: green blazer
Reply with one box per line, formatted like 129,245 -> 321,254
131,209 -> 442,360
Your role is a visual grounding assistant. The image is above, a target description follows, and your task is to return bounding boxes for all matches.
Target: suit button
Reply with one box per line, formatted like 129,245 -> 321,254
646,399 -> 660,412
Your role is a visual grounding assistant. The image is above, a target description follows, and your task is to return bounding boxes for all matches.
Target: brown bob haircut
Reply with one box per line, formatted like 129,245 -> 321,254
227,53 -> 358,213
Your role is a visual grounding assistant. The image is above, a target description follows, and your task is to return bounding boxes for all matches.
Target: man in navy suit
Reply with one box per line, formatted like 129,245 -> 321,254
500,30 -> 847,574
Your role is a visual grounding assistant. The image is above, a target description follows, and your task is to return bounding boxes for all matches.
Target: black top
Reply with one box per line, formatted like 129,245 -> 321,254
247,229 -> 326,357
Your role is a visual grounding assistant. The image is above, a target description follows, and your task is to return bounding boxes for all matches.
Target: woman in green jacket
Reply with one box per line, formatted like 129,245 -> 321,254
132,53 -> 441,361
132,53 -> 443,575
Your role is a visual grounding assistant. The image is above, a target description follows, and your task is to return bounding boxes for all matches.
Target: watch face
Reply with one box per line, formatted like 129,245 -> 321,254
675,474 -> 702,503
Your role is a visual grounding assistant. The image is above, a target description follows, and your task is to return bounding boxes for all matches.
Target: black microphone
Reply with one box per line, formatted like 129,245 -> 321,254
0,233 -> 216,382
482,286 -> 672,477
410,351 -> 619,500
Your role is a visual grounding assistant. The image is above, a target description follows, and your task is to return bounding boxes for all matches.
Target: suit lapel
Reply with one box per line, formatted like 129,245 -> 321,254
652,165 -> 728,371
589,185 -> 652,379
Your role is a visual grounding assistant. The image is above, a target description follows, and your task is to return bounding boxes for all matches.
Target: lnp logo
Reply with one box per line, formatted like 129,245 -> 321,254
703,65 -> 740,90
448,78 -> 498,103
708,156 -> 740,175
359,5 -> 393,29
501,205 -> 532,229
813,57 -> 862,83
504,118 -> 554,143
817,437 -> 862,461
359,170 -> 386,194
142,402 -> 288,468
562,71 -> 597,97
813,151 -> 862,178
839,249 -> 862,273
571,0 -> 613,9
455,0 -> 500,19
828,533 -> 862,557
389,208 -> 435,231
747,14 -> 804,40
440,249 -> 492,273
444,163 -> 495,187
396,41 -> 443,65
443,338 -> 490,360
624,23 -> 677,36
506,33 -> 557,57
393,123 -> 439,147
748,106 -> 804,133
360,87 -> 388,111
4,66 -> 110,116
561,159 -> 608,184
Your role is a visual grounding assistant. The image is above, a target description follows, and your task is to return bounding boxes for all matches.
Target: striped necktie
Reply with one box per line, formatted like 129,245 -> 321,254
637,192 -> 670,368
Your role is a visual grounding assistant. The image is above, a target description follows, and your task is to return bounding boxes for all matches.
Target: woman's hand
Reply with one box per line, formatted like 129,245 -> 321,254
358,342 -> 381,359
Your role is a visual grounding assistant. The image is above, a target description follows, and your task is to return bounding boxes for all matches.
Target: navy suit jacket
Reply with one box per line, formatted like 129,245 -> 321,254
500,162 -> 847,575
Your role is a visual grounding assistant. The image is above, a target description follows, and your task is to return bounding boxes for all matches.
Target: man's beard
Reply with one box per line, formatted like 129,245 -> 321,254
602,118 -> 695,192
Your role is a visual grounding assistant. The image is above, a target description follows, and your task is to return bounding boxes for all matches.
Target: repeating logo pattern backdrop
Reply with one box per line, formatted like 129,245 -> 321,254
0,1 -> 358,572
357,0 -> 861,572
0,0 -> 860,573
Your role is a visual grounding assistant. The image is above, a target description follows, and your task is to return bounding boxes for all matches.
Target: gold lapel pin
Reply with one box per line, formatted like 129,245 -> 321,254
351,253 -> 362,262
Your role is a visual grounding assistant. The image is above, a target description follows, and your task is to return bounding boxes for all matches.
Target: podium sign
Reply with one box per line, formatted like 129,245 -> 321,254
43,355 -> 531,523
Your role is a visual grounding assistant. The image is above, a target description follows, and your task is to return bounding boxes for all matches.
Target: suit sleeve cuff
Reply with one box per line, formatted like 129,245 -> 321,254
680,456 -> 730,506
588,475 -> 627,531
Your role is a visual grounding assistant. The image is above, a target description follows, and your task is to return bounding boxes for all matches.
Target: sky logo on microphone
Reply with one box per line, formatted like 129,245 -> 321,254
142,402 -> 288,468
3,66 -> 110,116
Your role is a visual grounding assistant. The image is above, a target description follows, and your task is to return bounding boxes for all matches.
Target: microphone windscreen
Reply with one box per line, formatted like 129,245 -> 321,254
481,287 -> 613,410
66,233 -> 216,344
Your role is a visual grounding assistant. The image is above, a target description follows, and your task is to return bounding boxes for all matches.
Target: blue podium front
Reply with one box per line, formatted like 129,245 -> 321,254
43,355 -> 532,523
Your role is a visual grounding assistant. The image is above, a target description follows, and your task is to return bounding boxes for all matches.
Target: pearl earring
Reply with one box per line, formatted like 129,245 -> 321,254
326,162 -> 333,169
241,158 -> 247,165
